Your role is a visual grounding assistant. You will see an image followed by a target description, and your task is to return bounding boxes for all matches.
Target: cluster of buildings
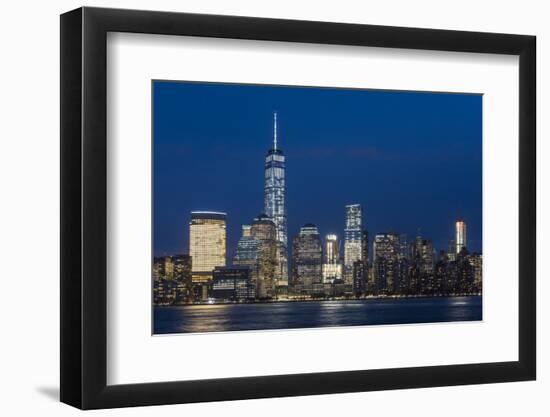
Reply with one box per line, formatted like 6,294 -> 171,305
153,114 -> 482,305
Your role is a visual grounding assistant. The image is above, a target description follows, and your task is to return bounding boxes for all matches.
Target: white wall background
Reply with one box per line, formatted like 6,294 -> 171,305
0,0 -> 546,415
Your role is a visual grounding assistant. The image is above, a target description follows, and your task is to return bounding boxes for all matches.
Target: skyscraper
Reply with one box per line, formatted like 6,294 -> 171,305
344,204 -> 363,283
292,224 -> 323,287
456,219 -> 467,254
322,234 -> 342,283
373,232 -> 399,294
447,239 -> 457,261
354,230 -> 369,294
361,230 -> 369,265
250,214 -> 278,298
352,260 -> 367,296
456,247 -> 475,293
469,252 -> 483,291
233,225 -> 260,294
412,234 -> 435,294
413,235 -> 435,275
264,112 -> 288,286
189,211 -> 226,283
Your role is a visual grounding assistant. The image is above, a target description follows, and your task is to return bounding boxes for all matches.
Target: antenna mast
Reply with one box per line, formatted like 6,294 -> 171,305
273,112 -> 278,150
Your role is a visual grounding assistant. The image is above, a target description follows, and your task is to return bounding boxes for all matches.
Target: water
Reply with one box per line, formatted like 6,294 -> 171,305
153,296 -> 482,334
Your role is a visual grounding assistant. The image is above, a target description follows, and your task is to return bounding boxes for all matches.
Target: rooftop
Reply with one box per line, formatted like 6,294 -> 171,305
191,211 -> 227,220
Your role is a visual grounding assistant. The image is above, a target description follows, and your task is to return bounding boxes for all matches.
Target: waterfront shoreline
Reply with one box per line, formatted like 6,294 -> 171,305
155,293 -> 482,307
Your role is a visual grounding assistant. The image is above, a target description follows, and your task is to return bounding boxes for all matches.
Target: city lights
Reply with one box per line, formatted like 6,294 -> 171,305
153,116 -> 482,306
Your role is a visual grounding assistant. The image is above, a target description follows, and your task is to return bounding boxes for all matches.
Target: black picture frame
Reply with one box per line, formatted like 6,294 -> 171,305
60,6 -> 536,410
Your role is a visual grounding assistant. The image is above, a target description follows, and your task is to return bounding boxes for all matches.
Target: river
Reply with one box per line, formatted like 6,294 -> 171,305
153,295 -> 482,334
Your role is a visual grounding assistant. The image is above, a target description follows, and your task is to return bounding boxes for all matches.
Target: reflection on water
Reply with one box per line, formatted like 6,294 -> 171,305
153,296 -> 482,334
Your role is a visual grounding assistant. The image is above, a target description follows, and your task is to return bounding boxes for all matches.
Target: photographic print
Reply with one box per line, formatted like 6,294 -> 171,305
152,81 -> 482,335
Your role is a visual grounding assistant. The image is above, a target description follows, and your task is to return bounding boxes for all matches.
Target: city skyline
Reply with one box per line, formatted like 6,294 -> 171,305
153,81 -> 482,260
155,117 -> 480,302
154,212 -> 481,305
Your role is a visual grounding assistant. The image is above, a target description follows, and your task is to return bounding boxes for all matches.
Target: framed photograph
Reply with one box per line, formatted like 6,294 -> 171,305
60,6 -> 536,409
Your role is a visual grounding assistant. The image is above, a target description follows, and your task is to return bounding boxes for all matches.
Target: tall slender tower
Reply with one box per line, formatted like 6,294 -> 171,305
455,219 -> 467,254
264,112 -> 288,285
344,204 -> 363,284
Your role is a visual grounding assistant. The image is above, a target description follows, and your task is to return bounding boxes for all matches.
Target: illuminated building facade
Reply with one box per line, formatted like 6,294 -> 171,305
447,239 -> 457,261
410,235 -> 435,293
322,234 -> 342,283
456,219 -> 467,254
153,279 -> 185,305
362,230 -> 369,265
456,248 -> 475,292
189,211 -> 226,283
264,112 -> 288,286
172,254 -> 192,285
233,225 -> 260,293
210,266 -> 254,301
250,214 -> 278,298
353,260 -> 367,295
153,256 -> 174,280
292,224 -> 323,287
413,236 -> 435,275
352,230 -> 370,294
157,211 -> 480,302
152,255 -> 192,304
373,232 -> 399,294
469,252 -> 483,289
344,204 -> 363,283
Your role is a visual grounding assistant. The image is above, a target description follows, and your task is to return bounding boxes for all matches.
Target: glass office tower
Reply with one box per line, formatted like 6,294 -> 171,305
292,224 -> 323,287
455,219 -> 467,254
233,225 -> 261,294
322,234 -> 342,283
344,204 -> 363,283
264,112 -> 288,286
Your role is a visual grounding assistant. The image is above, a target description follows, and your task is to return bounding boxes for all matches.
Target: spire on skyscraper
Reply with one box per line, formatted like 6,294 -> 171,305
273,111 -> 278,151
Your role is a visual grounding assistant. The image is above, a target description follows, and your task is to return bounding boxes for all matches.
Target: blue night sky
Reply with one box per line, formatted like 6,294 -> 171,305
153,81 -> 482,258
